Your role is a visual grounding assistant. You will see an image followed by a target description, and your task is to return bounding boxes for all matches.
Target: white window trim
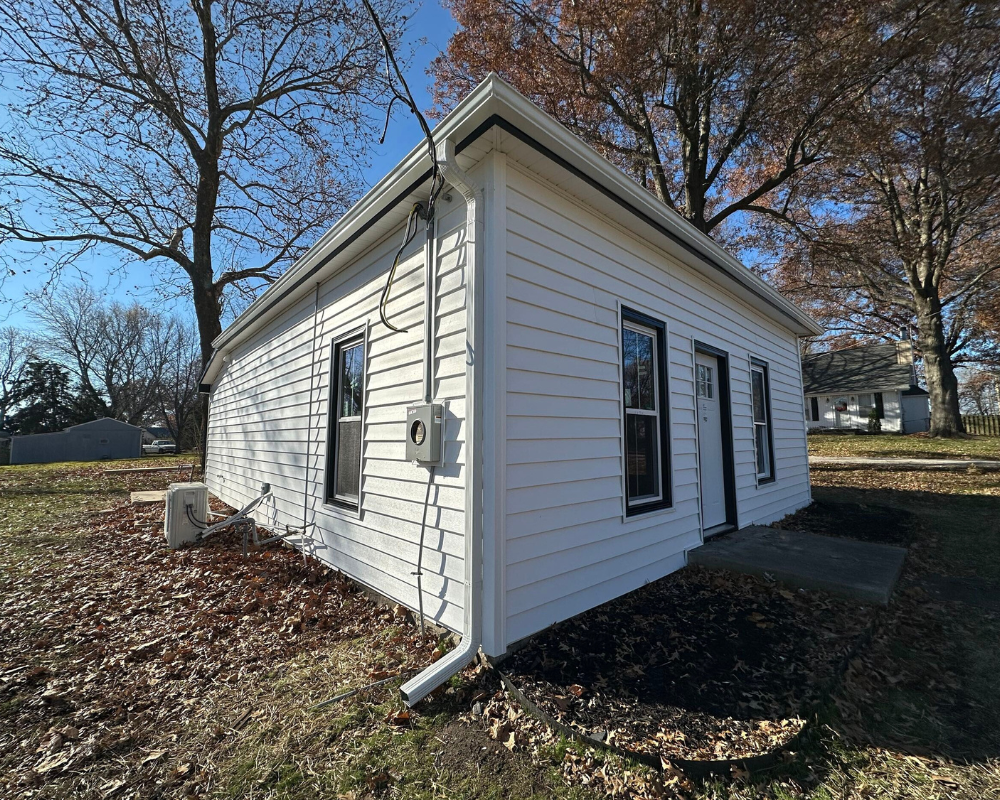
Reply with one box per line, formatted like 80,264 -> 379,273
323,323 -> 369,518
749,357 -> 774,485
623,319 -> 663,508
616,301 -> 674,522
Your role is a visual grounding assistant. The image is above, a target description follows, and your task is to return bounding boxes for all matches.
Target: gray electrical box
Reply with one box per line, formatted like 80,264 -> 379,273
406,403 -> 443,464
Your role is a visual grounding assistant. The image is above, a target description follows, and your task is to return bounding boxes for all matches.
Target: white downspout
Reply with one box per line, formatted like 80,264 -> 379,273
400,139 -> 483,706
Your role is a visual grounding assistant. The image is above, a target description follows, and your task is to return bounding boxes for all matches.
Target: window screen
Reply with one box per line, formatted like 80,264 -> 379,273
327,336 -> 365,508
621,308 -> 671,514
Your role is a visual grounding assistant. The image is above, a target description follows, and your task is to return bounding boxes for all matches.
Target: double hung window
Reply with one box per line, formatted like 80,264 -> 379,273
750,359 -> 774,483
621,309 -> 671,513
327,335 -> 365,508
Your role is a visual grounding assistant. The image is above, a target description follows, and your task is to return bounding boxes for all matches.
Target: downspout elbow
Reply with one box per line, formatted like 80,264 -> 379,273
400,140 -> 484,706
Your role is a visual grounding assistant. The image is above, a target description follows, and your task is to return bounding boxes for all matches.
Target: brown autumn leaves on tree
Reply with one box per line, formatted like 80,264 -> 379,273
768,2 -> 1000,436
432,0 -> 912,237
433,0 -> 1000,436
0,0 -> 405,366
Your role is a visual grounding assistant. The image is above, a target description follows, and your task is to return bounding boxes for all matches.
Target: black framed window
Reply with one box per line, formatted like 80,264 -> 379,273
750,359 -> 775,483
621,308 -> 671,514
874,392 -> 885,420
326,335 -> 365,508
810,396 -> 819,422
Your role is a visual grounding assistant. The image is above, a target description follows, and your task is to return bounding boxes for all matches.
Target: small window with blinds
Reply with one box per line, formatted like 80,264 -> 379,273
326,334 -> 365,509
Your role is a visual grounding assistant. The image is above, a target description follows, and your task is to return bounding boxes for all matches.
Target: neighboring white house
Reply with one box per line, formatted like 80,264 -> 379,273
9,417 -> 143,464
199,75 -> 823,704
803,342 -> 930,433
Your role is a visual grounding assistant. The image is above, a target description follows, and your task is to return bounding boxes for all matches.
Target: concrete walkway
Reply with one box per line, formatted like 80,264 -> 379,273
689,526 -> 907,605
810,455 -> 1000,471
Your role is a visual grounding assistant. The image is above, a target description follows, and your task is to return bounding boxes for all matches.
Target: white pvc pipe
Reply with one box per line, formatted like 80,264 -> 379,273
423,216 -> 437,404
400,139 -> 483,706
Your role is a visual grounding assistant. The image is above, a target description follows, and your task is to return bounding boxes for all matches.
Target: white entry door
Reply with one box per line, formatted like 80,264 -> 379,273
696,352 -> 727,530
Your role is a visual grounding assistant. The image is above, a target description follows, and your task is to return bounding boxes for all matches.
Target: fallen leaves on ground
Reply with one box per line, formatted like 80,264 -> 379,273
0,468 -> 434,799
499,567 -> 874,763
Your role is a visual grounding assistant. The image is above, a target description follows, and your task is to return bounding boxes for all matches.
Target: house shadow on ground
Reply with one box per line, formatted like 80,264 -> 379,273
488,482 -> 1000,791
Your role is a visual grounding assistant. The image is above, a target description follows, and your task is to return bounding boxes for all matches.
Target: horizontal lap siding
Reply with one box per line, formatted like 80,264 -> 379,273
504,166 -> 809,645
206,198 -> 470,632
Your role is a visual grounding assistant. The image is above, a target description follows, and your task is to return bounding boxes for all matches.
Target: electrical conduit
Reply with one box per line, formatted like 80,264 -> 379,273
400,139 -> 483,706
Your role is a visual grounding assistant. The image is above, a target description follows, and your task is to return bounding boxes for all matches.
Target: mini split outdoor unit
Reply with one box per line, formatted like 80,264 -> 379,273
164,482 -> 209,549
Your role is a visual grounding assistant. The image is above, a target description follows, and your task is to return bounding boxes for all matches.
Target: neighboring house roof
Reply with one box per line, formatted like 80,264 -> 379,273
12,418 -> 143,439
803,343 -> 921,394
202,74 -> 821,388
67,418 -> 142,432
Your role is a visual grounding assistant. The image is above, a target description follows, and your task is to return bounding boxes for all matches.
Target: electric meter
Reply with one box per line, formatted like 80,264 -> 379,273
406,403 -> 442,463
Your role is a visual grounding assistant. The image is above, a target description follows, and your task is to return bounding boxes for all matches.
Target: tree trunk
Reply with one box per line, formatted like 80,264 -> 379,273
189,159 -> 223,470
914,295 -> 964,437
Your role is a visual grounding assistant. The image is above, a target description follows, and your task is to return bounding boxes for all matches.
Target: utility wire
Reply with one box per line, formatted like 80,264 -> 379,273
362,0 -> 445,333
379,202 -> 423,332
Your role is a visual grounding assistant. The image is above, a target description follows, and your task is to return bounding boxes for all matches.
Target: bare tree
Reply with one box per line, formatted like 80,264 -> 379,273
0,325 -> 34,430
0,0 -> 406,365
31,285 -> 185,426
960,370 -> 1000,416
149,316 -> 203,448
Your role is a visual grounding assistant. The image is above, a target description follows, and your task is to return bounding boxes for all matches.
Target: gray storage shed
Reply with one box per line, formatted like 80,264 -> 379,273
10,418 -> 143,465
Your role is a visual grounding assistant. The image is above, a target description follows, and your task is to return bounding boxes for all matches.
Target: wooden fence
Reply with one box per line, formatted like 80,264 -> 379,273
963,415 -> 1000,436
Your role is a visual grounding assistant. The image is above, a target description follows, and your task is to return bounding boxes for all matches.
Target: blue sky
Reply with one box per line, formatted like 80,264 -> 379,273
0,1 -> 456,329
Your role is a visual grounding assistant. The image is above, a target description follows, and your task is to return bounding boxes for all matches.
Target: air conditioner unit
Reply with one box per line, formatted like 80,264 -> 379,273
164,482 -> 209,549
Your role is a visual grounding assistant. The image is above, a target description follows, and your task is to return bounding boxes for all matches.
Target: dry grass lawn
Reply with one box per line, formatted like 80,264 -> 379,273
808,432 -> 1000,461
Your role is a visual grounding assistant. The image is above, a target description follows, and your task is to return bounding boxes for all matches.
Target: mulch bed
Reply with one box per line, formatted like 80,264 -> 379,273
500,566 -> 875,763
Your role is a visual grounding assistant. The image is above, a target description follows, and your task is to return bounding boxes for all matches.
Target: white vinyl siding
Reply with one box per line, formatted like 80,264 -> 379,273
805,390 -> 904,432
205,195 -> 471,632
502,164 -> 810,646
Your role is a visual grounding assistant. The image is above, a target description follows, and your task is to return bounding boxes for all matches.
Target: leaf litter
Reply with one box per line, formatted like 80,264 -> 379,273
0,464 -> 437,799
497,566 -> 874,764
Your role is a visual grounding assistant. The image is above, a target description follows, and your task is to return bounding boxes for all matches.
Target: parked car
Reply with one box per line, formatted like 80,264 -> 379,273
143,439 -> 177,455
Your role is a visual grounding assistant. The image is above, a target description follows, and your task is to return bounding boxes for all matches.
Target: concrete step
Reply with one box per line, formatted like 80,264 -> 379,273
689,526 -> 907,605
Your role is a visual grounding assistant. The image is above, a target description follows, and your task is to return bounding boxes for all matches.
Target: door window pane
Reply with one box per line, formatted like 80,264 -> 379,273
697,364 -> 713,398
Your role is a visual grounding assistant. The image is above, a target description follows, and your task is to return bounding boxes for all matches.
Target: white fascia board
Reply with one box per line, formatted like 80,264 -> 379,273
489,82 -> 823,337
202,85 -> 501,385
205,74 -> 821,385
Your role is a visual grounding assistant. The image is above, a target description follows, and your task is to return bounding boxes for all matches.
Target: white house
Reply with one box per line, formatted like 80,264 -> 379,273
803,342 -> 930,433
199,75 -> 823,705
